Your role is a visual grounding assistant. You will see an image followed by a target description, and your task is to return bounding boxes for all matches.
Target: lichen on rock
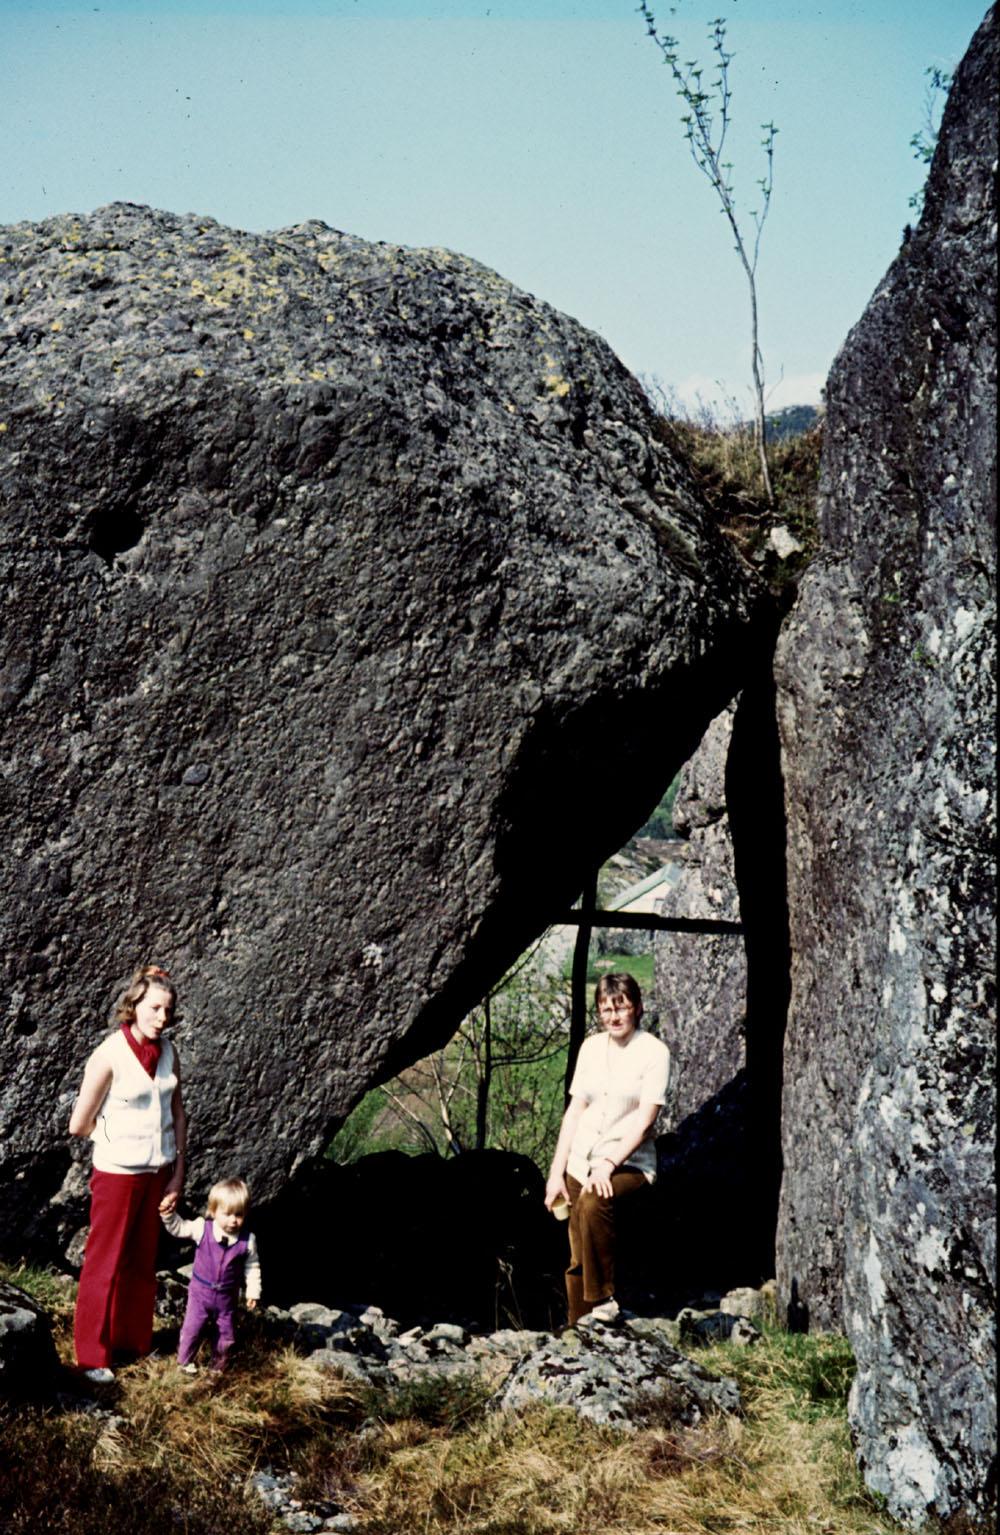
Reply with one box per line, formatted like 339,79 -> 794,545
0,202 -> 765,1251
774,8 -> 996,1527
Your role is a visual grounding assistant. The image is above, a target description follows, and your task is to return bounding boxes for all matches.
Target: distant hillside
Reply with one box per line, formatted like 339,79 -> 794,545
764,403 -> 821,439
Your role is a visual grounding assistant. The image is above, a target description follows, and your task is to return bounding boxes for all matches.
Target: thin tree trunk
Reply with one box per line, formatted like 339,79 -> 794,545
747,278 -> 774,506
430,1054 -> 463,1156
730,233 -> 774,508
566,869 -> 598,1101
475,994 -> 492,1151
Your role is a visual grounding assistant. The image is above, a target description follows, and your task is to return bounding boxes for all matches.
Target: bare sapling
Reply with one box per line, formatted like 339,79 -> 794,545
639,2 -> 777,505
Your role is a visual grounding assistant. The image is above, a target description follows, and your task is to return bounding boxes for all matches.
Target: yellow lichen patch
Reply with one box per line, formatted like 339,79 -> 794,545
243,328 -> 255,341
189,277 -> 228,310
325,313 -> 334,324
193,367 -> 206,378
51,320 -> 63,332
0,422 -> 8,433
308,370 -> 326,382
544,374 -> 571,397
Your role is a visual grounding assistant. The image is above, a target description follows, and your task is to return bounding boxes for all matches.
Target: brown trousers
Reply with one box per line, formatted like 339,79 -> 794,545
564,1169 -> 648,1326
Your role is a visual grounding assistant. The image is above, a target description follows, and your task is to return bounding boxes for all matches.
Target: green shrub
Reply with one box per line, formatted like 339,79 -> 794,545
363,1370 -> 494,1433
700,1324 -> 857,1423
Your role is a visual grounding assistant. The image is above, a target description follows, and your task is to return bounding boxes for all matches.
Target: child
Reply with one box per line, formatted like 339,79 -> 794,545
161,1176 -> 261,1372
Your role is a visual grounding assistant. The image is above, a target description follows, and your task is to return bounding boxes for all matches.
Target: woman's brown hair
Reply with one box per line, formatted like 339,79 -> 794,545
114,964 -> 177,1026
594,971 -> 644,1020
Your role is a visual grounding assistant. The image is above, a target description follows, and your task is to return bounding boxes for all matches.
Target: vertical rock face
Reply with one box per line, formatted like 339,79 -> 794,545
648,663 -> 789,1304
774,10 -> 996,1528
0,204 -> 765,1249
654,702 -> 745,1124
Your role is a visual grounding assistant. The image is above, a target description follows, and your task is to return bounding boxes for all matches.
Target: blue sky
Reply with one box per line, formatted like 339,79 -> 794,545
2,0 -> 986,415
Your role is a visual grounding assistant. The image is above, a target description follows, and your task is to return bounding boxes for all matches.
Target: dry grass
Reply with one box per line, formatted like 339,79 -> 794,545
0,1402 -> 275,1535
333,1329 -> 904,1535
113,1336 -> 372,1485
650,407 -> 823,590
0,1263 -> 927,1535
345,1390 -> 899,1535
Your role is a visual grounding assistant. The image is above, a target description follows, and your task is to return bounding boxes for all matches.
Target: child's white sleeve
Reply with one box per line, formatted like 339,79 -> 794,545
161,1211 -> 205,1242
244,1232 -> 262,1301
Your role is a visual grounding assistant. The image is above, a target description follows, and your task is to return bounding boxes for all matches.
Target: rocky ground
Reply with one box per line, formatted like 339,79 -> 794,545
251,1291 -> 759,1533
2,1271 -> 771,1533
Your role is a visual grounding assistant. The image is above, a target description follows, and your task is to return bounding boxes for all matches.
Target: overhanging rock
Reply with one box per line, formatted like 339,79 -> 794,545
0,204 -> 765,1247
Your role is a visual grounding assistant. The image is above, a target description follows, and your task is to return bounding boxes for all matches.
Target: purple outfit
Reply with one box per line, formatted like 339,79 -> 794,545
163,1212 -> 260,1369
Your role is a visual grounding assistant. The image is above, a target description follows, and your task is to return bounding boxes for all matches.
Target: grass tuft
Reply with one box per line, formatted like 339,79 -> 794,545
0,1404 -> 273,1535
362,1369 -> 495,1433
649,398 -> 824,592
1,1260 -> 77,1319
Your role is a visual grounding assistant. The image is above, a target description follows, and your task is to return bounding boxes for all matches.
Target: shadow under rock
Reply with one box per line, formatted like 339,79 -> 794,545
618,1070 -> 776,1317
252,1147 -> 567,1333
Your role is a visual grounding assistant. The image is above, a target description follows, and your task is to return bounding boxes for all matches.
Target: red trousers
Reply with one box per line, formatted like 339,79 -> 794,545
73,1165 -> 170,1369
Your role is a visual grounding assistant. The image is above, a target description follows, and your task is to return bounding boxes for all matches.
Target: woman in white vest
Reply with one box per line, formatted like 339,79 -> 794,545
69,964 -> 187,1382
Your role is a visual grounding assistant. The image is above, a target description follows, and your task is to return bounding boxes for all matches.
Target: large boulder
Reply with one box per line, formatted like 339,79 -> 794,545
494,1313 -> 740,1428
774,10 -> 996,1528
0,203 -> 764,1252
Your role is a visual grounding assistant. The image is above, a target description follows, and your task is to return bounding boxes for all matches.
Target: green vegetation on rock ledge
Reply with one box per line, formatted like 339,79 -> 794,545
652,403 -> 823,597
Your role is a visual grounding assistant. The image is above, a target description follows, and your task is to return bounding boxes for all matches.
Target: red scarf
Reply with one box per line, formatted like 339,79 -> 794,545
121,1022 -> 161,1078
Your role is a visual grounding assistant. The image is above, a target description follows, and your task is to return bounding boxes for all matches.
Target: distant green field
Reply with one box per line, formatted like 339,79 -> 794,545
563,949 -> 655,1004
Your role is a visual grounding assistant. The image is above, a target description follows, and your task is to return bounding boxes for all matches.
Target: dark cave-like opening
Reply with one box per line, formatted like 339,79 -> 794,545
261,645 -> 792,1327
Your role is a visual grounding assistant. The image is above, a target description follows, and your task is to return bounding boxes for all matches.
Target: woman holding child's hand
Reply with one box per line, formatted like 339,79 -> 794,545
68,963 -> 187,1383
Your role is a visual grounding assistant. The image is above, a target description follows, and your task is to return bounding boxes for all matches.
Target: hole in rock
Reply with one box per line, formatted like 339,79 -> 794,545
271,660 -> 791,1332
89,505 -> 145,564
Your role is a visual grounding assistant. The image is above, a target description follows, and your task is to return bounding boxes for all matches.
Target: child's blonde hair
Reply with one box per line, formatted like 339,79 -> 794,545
207,1178 -> 250,1217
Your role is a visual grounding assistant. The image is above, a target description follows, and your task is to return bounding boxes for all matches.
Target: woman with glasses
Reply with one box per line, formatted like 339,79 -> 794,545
544,972 -> 670,1325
